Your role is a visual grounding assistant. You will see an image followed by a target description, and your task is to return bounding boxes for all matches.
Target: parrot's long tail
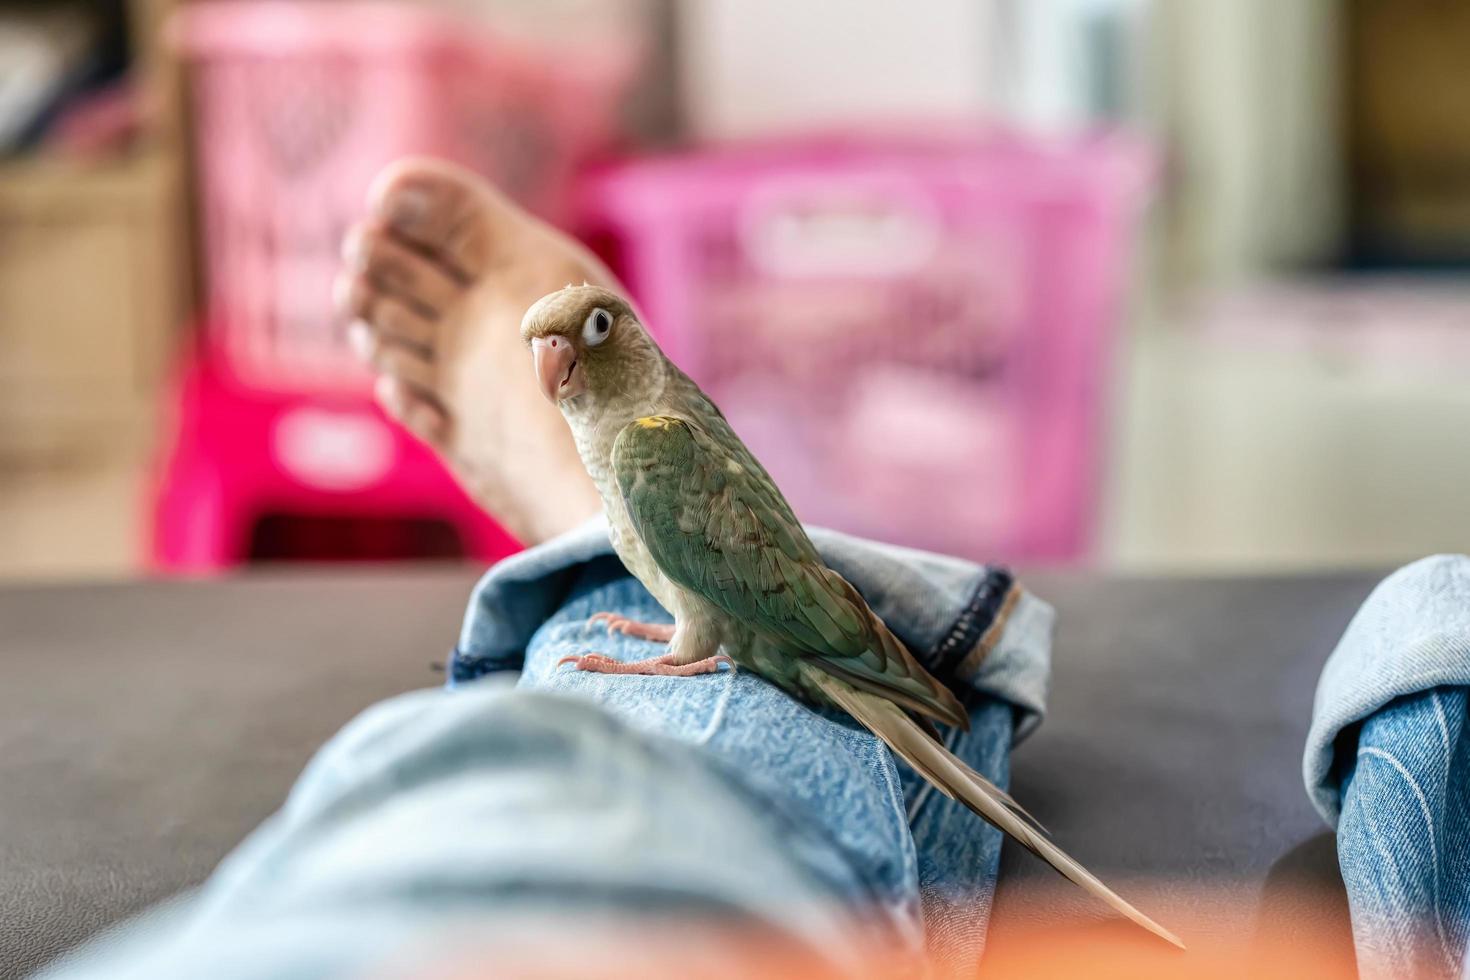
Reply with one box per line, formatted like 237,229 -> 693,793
807,670 -> 1185,950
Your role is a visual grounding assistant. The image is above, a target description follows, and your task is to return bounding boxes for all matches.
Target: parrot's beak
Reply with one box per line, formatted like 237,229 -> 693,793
531,335 -> 584,403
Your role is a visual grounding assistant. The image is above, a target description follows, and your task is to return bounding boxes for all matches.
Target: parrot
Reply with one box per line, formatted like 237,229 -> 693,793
522,283 -> 1182,949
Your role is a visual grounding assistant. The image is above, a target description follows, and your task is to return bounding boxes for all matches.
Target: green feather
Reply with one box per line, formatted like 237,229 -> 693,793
611,413 -> 967,730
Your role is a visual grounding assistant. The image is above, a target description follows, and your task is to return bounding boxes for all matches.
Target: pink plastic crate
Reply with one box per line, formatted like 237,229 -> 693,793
173,0 -> 636,392
583,134 -> 1151,562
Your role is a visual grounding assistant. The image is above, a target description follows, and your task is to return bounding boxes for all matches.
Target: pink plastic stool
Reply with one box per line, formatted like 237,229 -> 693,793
581,132 -> 1152,562
152,341 -> 519,567
152,2 -> 638,570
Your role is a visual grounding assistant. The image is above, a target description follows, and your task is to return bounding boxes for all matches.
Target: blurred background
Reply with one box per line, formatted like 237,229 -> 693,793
0,0 -> 1466,579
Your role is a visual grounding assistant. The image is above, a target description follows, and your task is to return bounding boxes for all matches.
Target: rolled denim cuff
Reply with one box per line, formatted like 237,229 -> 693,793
1303,554 -> 1470,827
453,517 -> 1053,737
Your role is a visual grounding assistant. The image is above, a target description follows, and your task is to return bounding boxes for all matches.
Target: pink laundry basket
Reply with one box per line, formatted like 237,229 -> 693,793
152,2 -> 638,570
582,134 -> 1152,562
176,0 -> 635,391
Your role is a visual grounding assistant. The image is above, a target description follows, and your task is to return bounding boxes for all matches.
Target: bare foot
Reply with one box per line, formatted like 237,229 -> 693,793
333,157 -> 608,545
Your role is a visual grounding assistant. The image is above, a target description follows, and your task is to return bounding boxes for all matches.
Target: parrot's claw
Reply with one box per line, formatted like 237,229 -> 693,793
557,652 -> 736,677
588,612 -> 677,643
557,652 -> 617,668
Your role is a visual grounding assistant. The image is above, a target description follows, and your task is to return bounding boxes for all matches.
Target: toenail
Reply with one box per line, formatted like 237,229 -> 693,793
331,274 -> 355,314
373,374 -> 399,408
342,228 -> 367,268
347,321 -> 374,361
387,189 -> 428,230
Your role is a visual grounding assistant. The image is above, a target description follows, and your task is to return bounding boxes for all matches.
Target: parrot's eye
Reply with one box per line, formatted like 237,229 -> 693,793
582,308 -> 614,347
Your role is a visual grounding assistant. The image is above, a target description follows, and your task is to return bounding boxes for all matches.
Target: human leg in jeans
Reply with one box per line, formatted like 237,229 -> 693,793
1304,555 -> 1470,980
36,161 -> 1053,980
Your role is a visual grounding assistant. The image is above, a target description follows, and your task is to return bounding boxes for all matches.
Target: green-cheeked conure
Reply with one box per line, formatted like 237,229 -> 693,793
521,284 -> 1181,949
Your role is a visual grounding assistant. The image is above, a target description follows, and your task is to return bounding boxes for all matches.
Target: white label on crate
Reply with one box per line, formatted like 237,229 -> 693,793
740,179 -> 941,278
273,408 -> 395,492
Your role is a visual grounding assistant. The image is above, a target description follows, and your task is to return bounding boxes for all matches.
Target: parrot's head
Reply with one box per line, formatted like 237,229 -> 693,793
520,283 -> 664,412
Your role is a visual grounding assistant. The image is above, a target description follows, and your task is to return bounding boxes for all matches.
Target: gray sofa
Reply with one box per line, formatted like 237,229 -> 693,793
0,567 -> 1371,977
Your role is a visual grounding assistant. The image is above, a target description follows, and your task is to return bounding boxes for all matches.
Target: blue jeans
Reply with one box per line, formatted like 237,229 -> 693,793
38,522 -> 1053,980
1303,555 -> 1470,980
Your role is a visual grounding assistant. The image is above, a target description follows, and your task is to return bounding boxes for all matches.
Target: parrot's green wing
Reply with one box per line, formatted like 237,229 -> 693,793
612,414 -> 967,730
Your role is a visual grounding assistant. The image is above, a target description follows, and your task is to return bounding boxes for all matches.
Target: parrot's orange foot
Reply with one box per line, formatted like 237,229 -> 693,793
556,652 -> 736,677
588,612 -> 677,643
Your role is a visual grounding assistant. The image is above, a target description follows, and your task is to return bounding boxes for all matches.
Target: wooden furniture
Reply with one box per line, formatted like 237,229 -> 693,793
1346,0 -> 1470,263
0,0 -> 187,465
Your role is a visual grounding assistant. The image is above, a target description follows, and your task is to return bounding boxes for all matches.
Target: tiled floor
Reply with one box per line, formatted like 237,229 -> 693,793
1106,281 -> 1470,570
